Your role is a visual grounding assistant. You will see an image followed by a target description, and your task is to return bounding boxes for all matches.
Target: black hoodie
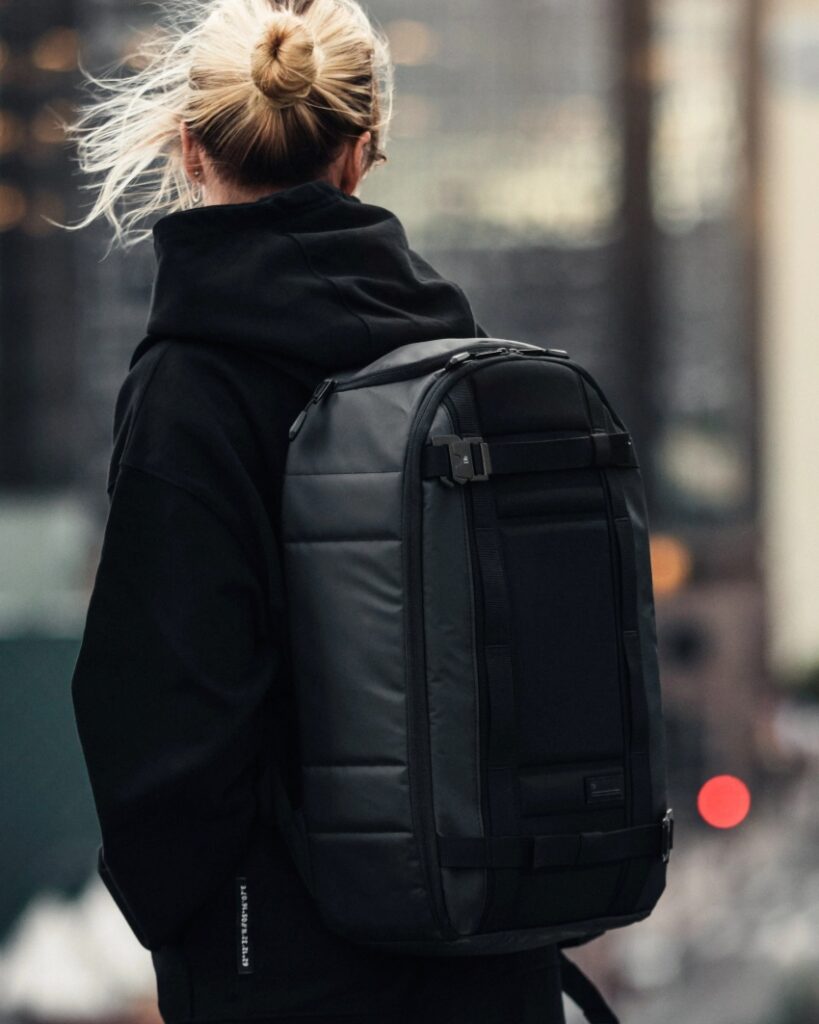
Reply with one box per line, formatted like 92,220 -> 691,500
70,179 -> 565,1024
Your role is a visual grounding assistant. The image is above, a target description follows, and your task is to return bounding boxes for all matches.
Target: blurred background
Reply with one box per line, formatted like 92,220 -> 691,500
0,0 -> 818,1021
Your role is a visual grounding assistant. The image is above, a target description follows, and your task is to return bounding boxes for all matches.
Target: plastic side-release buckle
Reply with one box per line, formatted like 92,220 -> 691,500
432,434 -> 492,485
661,808 -> 674,863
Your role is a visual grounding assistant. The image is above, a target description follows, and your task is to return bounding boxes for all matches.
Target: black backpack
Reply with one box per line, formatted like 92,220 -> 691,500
277,337 -> 673,1022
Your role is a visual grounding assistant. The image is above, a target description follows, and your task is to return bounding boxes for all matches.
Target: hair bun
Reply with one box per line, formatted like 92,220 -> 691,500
250,10 -> 320,108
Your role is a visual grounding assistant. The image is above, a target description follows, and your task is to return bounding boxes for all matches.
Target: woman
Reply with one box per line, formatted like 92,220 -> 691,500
66,2 -> 567,1022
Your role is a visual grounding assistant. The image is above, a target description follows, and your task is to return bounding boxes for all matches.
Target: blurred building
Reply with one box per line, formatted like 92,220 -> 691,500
761,0 -> 819,683
0,0 -> 82,487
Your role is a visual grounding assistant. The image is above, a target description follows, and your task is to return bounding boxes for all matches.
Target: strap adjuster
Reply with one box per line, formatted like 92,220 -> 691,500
661,808 -> 674,863
431,434 -> 492,485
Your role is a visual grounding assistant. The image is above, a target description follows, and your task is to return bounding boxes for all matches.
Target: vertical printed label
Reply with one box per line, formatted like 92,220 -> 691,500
235,876 -> 253,974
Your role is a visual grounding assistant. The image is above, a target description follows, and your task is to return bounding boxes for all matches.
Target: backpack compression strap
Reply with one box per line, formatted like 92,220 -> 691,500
422,430 -> 637,484
436,817 -> 672,868
558,951 -> 620,1024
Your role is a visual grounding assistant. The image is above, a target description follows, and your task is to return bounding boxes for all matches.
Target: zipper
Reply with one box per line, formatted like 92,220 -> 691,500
336,344 -> 512,393
442,393 -> 495,931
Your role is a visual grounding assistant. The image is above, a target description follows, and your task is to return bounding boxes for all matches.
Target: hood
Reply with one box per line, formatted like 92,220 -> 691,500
131,178 -> 480,382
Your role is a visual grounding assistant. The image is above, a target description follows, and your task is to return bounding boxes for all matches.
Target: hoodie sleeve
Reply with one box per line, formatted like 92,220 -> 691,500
71,347 -> 283,951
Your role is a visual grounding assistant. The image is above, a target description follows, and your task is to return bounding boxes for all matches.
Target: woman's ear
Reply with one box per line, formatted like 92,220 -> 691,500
356,130 -> 372,175
179,121 -> 205,185
338,130 -> 372,195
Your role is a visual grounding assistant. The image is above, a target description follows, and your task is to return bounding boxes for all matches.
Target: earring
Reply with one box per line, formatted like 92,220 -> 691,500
191,169 -> 202,204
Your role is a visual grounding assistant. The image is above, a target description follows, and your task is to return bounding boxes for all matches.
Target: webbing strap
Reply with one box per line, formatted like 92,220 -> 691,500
422,430 -> 637,481
436,820 -> 667,870
559,952 -> 620,1024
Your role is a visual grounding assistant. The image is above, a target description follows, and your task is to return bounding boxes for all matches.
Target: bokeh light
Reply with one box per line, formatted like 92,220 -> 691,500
30,27 -> 78,73
0,183 -> 27,231
650,532 -> 693,596
385,19 -> 439,66
697,774 -> 751,829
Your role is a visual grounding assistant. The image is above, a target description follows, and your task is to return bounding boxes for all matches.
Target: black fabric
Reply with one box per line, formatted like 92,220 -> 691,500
437,822 -> 666,869
70,178 -> 566,1021
411,943 -> 566,1024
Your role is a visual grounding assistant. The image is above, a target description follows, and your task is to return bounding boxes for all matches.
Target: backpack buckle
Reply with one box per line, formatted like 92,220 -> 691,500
432,434 -> 492,485
661,808 -> 674,863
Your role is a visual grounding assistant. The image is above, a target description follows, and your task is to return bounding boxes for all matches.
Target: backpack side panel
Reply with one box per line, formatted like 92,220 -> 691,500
281,375 -> 439,941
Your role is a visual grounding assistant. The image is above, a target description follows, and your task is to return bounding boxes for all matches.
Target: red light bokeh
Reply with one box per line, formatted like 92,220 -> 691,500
697,774 -> 751,829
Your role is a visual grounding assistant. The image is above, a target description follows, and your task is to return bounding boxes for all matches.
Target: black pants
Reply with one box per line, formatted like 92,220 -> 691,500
213,946 -> 567,1024
408,942 -> 567,1023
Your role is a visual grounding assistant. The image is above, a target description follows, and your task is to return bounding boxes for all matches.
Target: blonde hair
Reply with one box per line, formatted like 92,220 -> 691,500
62,0 -> 394,249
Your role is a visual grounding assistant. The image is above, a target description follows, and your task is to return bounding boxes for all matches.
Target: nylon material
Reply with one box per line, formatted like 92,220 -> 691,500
307,832 -> 437,942
281,471 -> 402,543
518,763 -> 625,816
493,864 -> 624,931
634,857 -> 668,914
284,376 -> 430,477
619,469 -> 668,817
353,908 -> 651,956
421,405 -> 486,934
283,541 -> 406,766
501,518 -> 623,765
470,361 -> 587,434
519,806 -> 624,836
302,765 -> 411,833
494,471 -> 605,519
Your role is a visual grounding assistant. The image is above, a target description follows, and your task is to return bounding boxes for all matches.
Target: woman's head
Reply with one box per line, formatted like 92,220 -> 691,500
64,0 -> 394,247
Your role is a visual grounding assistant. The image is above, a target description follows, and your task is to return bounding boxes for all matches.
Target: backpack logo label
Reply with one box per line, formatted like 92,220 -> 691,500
585,773 -> 624,804
235,876 -> 253,974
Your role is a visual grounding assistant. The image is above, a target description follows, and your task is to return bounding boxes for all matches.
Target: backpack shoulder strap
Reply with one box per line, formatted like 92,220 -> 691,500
558,951 -> 620,1024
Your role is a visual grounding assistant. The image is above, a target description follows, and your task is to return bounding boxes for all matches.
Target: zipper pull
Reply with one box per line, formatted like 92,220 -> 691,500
446,350 -> 473,370
508,346 -> 569,359
473,345 -> 510,360
312,378 -> 334,404
288,377 -> 335,441
446,346 -> 510,370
